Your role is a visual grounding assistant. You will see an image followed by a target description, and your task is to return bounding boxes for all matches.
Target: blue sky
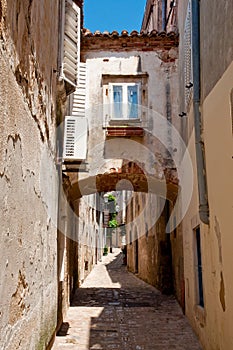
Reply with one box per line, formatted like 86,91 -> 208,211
84,0 -> 147,33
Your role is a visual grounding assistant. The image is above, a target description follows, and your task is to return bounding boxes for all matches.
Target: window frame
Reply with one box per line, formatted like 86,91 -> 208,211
109,82 -> 141,121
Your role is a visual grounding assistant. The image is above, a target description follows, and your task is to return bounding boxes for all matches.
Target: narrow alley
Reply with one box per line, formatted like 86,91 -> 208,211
52,250 -> 202,350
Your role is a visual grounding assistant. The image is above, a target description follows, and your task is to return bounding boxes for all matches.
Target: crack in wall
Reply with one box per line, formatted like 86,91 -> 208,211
214,216 -> 223,264
219,271 -> 226,312
25,0 -> 33,35
0,167 -> 5,178
32,114 -> 45,142
0,134 -> 22,183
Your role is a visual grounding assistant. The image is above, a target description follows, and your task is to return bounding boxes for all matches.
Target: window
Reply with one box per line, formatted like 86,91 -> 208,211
109,83 -> 140,120
194,226 -> 204,307
60,0 -> 80,94
102,73 -> 148,128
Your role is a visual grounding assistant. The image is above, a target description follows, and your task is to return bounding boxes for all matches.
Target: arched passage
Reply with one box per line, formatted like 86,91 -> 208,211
68,172 -> 179,204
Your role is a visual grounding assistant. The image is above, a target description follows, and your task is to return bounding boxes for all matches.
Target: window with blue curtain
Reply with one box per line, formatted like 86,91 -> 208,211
127,85 -> 138,119
111,83 -> 140,119
113,85 -> 123,118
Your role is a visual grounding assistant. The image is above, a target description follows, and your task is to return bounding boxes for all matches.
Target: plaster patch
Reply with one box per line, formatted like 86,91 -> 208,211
9,270 -> 29,325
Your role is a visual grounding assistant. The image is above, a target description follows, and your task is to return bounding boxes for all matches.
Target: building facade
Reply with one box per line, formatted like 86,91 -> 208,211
69,25 -> 185,306
1,0 -> 232,349
0,0 -> 83,348
177,1 -> 233,349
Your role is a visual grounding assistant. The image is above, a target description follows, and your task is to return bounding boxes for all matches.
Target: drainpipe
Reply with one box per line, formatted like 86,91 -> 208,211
192,0 -> 209,225
162,0 -> 167,31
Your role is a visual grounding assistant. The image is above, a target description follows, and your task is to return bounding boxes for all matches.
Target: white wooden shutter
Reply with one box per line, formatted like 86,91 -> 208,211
103,84 -> 110,127
61,0 -> 80,87
72,63 -> 86,117
184,1 -> 193,111
63,116 -> 88,160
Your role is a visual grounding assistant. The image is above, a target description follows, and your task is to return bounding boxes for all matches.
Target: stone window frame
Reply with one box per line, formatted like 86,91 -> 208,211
102,73 -> 148,127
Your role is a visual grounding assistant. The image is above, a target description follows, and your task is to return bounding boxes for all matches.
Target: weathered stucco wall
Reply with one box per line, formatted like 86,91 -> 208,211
177,1 -> 233,348
126,193 -> 174,293
202,61 -> 233,350
77,193 -> 102,286
183,62 -> 233,350
200,1 -> 233,99
0,1 -> 61,349
80,48 -> 180,179
126,192 -> 183,302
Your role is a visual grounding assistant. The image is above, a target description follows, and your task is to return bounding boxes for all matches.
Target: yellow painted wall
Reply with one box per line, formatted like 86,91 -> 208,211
183,61 -> 233,350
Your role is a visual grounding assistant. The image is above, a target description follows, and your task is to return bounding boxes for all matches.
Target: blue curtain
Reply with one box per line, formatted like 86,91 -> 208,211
113,85 -> 122,118
127,85 -> 138,119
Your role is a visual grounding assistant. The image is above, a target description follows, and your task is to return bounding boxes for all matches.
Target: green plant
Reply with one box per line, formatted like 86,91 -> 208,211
108,218 -> 118,228
108,194 -> 116,202
103,246 -> 108,255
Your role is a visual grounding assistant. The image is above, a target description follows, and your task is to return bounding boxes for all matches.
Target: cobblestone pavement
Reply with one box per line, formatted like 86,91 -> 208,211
52,249 -> 202,350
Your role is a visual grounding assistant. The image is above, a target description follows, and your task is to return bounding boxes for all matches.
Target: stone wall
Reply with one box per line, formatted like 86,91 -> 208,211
76,193 -> 103,286
126,192 -> 184,305
0,1 -> 62,349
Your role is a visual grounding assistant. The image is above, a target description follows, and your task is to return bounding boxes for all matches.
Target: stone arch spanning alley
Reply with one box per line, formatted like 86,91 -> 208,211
68,166 -> 179,204
63,162 -> 180,299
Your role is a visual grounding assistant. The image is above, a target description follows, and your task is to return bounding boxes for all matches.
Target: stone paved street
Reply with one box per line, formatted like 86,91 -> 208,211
52,249 -> 202,350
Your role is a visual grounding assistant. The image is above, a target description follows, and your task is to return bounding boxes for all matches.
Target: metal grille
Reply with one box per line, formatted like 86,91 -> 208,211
63,116 -> 88,160
64,118 -> 76,157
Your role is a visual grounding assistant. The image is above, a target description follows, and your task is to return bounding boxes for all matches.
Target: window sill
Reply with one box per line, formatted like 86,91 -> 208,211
108,118 -> 141,126
106,126 -> 144,137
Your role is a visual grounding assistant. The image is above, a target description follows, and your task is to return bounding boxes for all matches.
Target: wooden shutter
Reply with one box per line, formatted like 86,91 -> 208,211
72,63 -> 86,117
61,0 -> 80,87
103,84 -> 110,127
63,116 -> 88,160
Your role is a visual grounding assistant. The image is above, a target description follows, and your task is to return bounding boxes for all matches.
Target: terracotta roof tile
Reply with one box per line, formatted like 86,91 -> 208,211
82,28 -> 178,39
81,28 -> 179,55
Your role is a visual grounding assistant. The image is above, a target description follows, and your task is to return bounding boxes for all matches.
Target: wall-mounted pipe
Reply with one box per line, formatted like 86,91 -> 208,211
192,0 -> 209,225
162,0 -> 167,31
